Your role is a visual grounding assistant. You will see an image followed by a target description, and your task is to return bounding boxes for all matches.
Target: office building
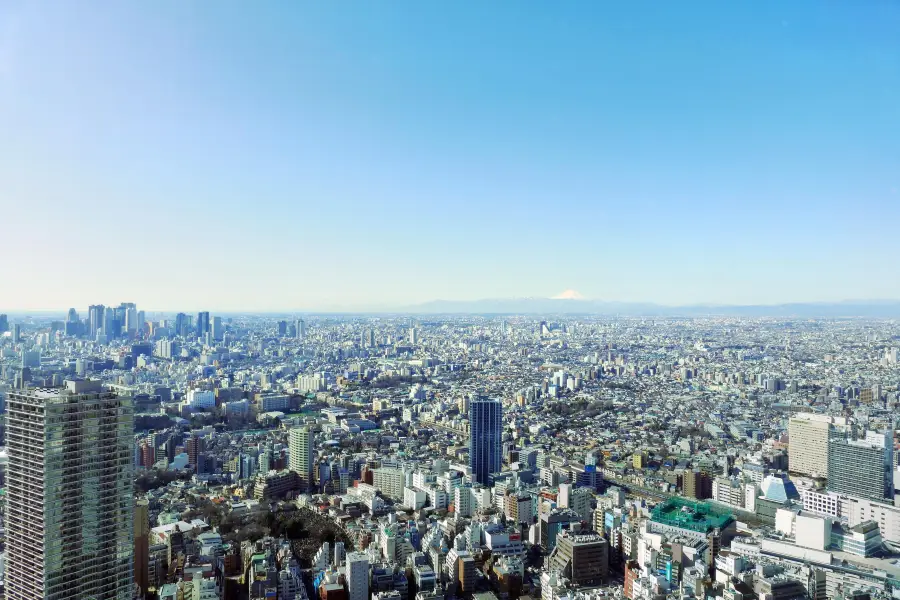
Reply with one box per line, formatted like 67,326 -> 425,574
124,307 -> 140,333
296,318 -> 306,339
88,304 -> 105,338
346,552 -> 369,600
828,430 -> 893,502
196,311 -> 210,337
289,426 -> 314,490
211,316 -> 223,340
788,414 -> 843,478
154,339 -> 178,360
549,532 -> 608,587
6,380 -> 134,600
469,397 -> 502,485
0,313 -> 8,333
540,508 -> 581,552
174,312 -> 191,337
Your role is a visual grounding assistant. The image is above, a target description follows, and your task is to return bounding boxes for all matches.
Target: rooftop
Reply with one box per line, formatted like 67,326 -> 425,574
650,497 -> 734,533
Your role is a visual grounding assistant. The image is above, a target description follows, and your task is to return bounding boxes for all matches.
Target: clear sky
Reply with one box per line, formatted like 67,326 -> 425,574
1,1 -> 898,311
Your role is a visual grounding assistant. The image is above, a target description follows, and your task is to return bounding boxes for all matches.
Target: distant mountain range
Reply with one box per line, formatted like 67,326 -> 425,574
401,298 -> 900,317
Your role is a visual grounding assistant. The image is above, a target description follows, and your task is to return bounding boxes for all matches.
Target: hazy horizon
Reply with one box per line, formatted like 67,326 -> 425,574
2,2 -> 898,311
4,293 -> 900,316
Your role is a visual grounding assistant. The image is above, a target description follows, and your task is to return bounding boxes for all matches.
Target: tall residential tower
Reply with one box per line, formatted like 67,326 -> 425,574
469,397 -> 502,485
6,380 -> 134,600
289,426 -> 314,491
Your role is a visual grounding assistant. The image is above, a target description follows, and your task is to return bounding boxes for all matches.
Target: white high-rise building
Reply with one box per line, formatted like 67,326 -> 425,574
124,307 -> 139,333
558,485 -> 593,524
346,552 -> 370,600
887,347 -> 898,364
6,380 -> 134,600
372,467 -> 405,501
289,426 -> 313,490
788,414 -> 844,478
455,486 -> 474,517
187,389 -> 216,409
334,541 -> 346,567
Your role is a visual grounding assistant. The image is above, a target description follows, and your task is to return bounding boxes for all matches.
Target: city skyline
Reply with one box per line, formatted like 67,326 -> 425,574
1,293 -> 900,598
5,293 -> 900,316
3,2 -> 900,598
2,2 -> 899,310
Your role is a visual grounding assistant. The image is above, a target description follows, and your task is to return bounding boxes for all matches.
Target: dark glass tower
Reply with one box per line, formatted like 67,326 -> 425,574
196,311 -> 210,337
469,397 -> 502,484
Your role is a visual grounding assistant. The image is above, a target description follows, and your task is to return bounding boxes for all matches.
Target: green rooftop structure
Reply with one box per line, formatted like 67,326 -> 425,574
650,497 -> 734,533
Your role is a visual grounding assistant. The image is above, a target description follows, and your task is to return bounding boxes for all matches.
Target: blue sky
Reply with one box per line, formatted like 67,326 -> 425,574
1,1 -> 898,311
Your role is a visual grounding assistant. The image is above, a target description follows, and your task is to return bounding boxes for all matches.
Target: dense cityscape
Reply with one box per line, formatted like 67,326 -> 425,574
0,305 -> 899,600
3,3 -> 897,599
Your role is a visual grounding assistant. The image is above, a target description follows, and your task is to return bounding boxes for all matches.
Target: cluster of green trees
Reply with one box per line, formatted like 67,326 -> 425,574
181,502 -> 354,566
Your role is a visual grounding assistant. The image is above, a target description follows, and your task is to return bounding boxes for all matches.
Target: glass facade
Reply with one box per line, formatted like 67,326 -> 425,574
469,398 -> 502,485
827,436 -> 893,503
6,384 -> 134,600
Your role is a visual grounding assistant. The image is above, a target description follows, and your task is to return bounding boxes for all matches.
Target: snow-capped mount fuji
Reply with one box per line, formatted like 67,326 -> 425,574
552,289 -> 586,300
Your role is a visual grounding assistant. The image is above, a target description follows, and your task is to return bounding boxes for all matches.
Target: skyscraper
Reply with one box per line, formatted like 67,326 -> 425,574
174,313 -> 190,337
296,318 -> 306,339
469,397 -> 502,484
0,313 -> 9,333
115,303 -> 135,336
196,311 -> 210,337
105,306 -> 121,339
211,316 -> 223,341
6,379 -> 134,600
828,430 -> 894,502
88,304 -> 105,338
124,307 -> 139,334
289,426 -> 314,490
